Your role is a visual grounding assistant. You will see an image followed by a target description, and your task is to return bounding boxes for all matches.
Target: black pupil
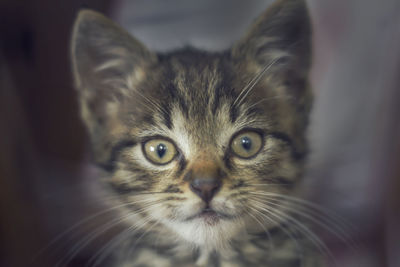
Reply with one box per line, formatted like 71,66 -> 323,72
157,143 -> 167,158
241,136 -> 252,151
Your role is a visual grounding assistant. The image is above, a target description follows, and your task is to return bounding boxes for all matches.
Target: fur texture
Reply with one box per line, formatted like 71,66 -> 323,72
71,0 -> 322,266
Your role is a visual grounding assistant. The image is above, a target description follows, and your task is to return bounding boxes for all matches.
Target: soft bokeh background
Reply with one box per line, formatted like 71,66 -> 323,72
1,0 -> 399,266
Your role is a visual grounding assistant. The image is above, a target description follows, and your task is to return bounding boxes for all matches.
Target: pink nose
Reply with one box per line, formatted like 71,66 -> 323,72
190,177 -> 222,203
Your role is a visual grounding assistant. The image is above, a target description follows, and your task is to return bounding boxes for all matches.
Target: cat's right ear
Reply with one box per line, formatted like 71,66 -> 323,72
70,10 -> 156,165
231,0 -> 311,76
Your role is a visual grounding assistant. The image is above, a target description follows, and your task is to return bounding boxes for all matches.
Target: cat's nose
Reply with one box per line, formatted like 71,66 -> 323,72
190,177 -> 222,203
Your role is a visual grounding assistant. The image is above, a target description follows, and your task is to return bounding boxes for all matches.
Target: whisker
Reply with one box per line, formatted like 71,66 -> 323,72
57,213 -> 133,267
249,192 -> 357,235
246,183 -> 295,186
124,219 -> 162,261
88,212 -> 156,267
232,58 -> 280,109
247,203 -> 305,266
231,68 -> 263,109
129,90 -> 170,119
249,192 -> 358,252
90,212 -> 161,267
88,225 -> 137,267
237,199 -> 275,252
245,95 -> 293,111
102,77 -> 165,116
57,200 -> 162,267
30,197 -> 160,265
249,196 -> 336,264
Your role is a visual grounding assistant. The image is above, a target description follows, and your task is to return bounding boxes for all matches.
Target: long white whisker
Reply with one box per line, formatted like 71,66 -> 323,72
247,203 -> 304,267
89,225 -> 137,267
30,197 -> 162,265
90,212 -> 161,267
57,200 -> 162,267
249,191 -> 356,235
232,58 -> 280,108
249,192 -> 358,251
247,183 -> 295,186
130,90 -> 170,119
238,199 -> 274,252
245,95 -> 293,111
231,67 -> 263,108
89,212 -> 156,267
249,196 -> 335,264
127,219 -> 161,256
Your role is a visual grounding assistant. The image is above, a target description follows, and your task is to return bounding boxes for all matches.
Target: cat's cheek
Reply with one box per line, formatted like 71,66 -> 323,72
148,193 -> 203,222
148,204 -> 172,220
212,197 -> 238,215
176,196 -> 205,218
273,160 -> 300,183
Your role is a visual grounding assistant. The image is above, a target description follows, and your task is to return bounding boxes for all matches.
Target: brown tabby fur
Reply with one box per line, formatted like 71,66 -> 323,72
71,0 -> 323,266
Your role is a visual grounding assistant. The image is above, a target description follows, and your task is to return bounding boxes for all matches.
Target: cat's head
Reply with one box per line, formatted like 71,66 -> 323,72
71,0 -> 311,250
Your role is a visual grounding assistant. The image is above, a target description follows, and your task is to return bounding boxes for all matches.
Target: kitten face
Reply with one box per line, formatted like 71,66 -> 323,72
71,0 -> 311,251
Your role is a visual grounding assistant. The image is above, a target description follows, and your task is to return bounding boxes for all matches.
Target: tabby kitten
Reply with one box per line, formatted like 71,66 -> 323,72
71,0 -> 322,266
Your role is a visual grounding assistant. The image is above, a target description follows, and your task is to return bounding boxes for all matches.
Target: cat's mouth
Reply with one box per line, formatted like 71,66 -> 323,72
185,208 -> 234,225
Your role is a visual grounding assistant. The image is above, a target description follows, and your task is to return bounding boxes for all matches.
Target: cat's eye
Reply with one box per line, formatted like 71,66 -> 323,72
143,138 -> 177,165
231,131 -> 263,159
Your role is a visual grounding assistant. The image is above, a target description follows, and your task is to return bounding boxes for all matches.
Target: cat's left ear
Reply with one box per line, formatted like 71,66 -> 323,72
231,0 -> 311,78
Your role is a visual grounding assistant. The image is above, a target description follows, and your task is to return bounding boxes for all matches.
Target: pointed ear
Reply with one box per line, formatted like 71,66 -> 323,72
231,0 -> 311,76
71,9 -> 156,92
70,10 -> 156,166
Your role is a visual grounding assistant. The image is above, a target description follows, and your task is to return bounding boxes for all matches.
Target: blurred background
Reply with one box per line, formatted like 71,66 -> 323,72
0,0 -> 399,266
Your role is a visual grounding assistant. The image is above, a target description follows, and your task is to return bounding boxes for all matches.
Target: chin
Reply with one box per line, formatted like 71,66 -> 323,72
163,213 -> 243,251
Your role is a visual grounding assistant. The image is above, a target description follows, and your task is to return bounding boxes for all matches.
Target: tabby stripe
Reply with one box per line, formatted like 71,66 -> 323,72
230,179 -> 245,189
175,155 -> 187,178
229,102 -> 239,123
163,184 -> 183,193
261,177 -> 297,190
98,139 -> 136,172
160,105 -> 172,129
211,83 -> 223,114
268,132 -> 306,160
166,81 -> 189,118
110,183 -> 152,195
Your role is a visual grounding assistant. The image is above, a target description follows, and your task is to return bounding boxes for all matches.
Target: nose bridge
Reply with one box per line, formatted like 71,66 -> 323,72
191,158 -> 219,179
